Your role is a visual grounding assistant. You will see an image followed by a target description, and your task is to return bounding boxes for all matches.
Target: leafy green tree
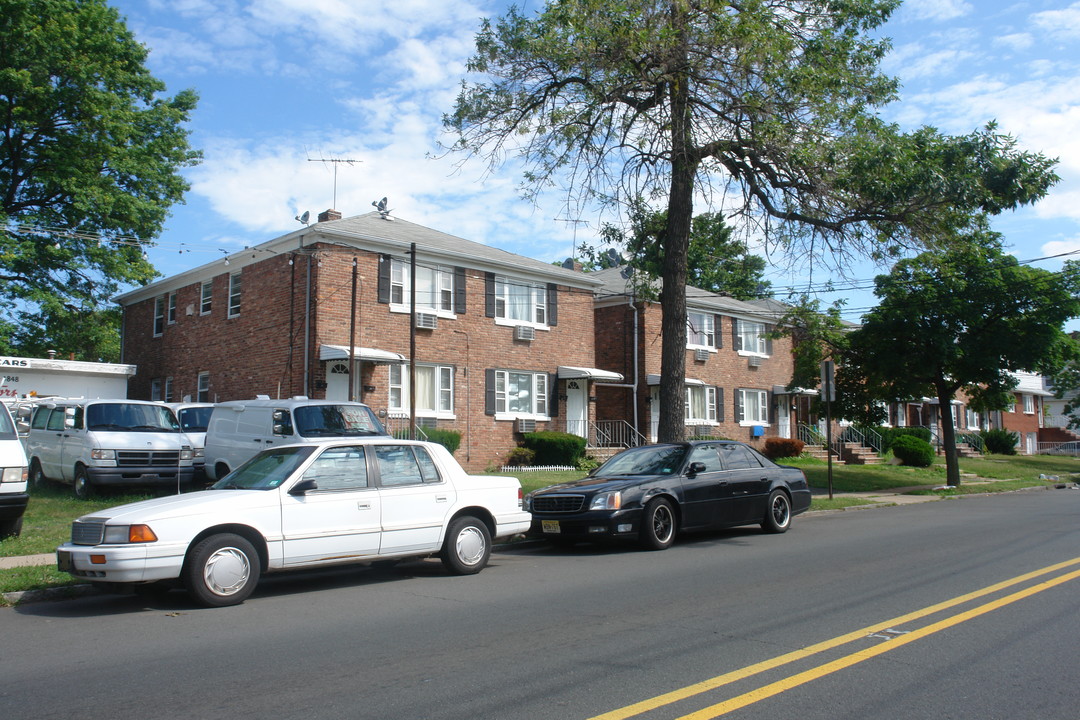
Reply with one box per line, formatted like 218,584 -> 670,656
837,230 -> 1080,486
445,0 -> 1058,442
596,203 -> 770,300
0,0 -> 200,361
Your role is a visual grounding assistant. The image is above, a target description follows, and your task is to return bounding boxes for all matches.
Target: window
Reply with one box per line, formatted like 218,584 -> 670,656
494,277 -> 547,325
302,446 -> 368,491
153,296 -> 165,337
687,312 -> 715,348
150,378 -> 162,401
228,271 -> 241,318
389,364 -> 454,416
167,291 -> 177,324
719,443 -> 764,470
375,445 -> 442,486
164,377 -> 174,403
1023,394 -> 1034,414
197,372 -> 210,403
735,319 -> 768,355
390,259 -> 455,312
737,388 -> 769,424
200,279 -> 212,315
685,385 -> 717,423
493,370 -> 548,416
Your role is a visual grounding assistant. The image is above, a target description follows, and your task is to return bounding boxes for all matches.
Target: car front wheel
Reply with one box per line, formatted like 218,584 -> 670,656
761,489 -> 792,534
440,516 -> 491,575
183,533 -> 261,607
28,459 -> 46,487
73,466 -> 93,499
639,497 -> 676,550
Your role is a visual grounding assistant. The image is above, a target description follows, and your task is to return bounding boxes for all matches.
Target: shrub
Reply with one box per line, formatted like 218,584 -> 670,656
881,426 -> 932,453
504,446 -> 536,466
423,427 -> 461,455
577,455 -> 601,472
763,437 -> 805,459
522,430 -> 587,466
980,428 -> 1019,455
891,434 -> 934,467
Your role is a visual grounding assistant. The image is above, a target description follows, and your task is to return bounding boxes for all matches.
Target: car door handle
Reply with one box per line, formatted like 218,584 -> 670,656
357,502 -> 372,510
435,495 -> 448,503
717,481 -> 728,487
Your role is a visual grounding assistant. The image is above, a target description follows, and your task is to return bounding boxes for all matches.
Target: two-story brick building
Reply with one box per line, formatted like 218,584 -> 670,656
116,210 -> 621,470
589,267 -> 797,451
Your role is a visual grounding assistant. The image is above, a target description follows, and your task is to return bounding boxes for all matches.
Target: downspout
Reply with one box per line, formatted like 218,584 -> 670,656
303,253 -> 312,398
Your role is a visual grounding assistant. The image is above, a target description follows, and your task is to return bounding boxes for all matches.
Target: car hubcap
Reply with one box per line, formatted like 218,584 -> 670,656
455,526 -> 486,566
772,496 -> 790,527
203,547 -> 250,596
654,506 -> 673,541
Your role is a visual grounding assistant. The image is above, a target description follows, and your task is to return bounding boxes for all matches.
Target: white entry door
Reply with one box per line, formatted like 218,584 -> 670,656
565,379 -> 587,438
325,361 -> 350,400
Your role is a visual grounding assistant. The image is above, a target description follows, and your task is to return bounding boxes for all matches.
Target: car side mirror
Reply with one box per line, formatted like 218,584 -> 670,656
289,478 -> 318,495
687,461 -> 706,475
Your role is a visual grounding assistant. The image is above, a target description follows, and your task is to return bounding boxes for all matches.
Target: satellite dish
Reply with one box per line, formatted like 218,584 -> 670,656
295,211 -> 310,225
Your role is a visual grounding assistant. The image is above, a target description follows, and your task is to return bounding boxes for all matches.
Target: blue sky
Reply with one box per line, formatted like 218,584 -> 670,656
111,0 -> 1080,326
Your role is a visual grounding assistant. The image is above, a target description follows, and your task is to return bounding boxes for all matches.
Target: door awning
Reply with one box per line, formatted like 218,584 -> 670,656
646,374 -> 704,386
320,344 -> 406,364
557,366 -> 624,382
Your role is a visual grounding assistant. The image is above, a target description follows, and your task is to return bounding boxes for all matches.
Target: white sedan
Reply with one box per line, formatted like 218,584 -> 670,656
56,439 -> 531,607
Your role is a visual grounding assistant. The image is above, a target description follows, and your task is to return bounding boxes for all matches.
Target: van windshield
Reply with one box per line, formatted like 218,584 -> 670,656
0,404 -> 16,440
86,403 -> 180,432
293,404 -> 386,438
177,406 -> 213,432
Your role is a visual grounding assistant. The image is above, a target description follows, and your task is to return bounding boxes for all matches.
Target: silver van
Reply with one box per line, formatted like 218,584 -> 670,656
164,402 -> 214,484
25,399 -> 195,498
203,396 -> 387,481
0,402 -> 29,537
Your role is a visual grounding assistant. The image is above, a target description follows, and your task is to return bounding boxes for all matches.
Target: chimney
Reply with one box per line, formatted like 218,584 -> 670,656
46,350 -> 57,360
317,209 -> 342,223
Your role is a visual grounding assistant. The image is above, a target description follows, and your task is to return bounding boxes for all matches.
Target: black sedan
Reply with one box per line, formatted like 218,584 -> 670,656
525,441 -> 811,550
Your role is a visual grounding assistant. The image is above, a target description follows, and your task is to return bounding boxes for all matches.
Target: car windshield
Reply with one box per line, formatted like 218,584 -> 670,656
0,404 -> 16,440
177,406 -> 213,432
212,446 -> 317,490
86,403 -> 180,432
594,444 -> 689,476
293,405 -> 386,438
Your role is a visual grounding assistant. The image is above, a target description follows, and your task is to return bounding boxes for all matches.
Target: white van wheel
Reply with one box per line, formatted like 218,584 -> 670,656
73,466 -> 93,499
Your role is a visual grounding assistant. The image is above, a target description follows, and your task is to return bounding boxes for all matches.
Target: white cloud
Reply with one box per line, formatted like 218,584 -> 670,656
994,32 -> 1033,51
1031,2 -> 1080,40
1040,235 -> 1080,258
901,0 -> 973,22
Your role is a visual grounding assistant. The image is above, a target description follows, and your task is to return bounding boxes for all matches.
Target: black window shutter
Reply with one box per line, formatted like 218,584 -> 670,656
732,319 -> 741,351
717,387 -> 725,423
484,369 -> 496,415
549,373 -> 559,416
485,272 -> 496,318
377,254 -> 391,304
547,283 -> 558,326
714,315 -> 723,348
454,267 -> 467,314
734,388 -> 743,423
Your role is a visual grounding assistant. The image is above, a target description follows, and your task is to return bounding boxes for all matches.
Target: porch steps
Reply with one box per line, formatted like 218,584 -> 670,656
839,442 -> 883,465
802,444 -> 846,464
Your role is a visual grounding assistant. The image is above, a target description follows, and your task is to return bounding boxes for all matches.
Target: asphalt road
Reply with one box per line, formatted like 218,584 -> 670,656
3,489 -> 1079,720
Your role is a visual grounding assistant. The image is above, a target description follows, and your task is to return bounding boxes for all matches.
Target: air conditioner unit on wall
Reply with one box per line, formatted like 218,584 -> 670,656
515,325 -> 536,341
516,418 -> 537,433
694,348 -> 709,362
415,313 -> 438,330
747,355 -> 762,368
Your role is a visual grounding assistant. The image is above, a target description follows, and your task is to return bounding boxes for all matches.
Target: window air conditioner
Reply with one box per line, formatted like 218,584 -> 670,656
516,418 -> 537,433
515,325 -> 536,341
694,348 -> 709,362
415,313 -> 438,330
747,355 -> 762,368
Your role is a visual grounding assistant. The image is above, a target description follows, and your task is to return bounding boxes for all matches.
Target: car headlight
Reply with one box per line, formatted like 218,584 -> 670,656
1,466 -> 26,484
91,449 -> 115,461
193,448 -> 205,459
589,491 -> 622,511
522,492 -> 533,512
180,447 -> 194,461
103,524 -> 159,544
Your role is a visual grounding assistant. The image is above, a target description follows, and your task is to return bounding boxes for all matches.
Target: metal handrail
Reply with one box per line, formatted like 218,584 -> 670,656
592,419 -> 647,448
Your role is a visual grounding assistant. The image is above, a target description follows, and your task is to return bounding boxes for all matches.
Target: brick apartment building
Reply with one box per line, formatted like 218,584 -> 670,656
116,210 -> 621,471
590,267 -> 800,451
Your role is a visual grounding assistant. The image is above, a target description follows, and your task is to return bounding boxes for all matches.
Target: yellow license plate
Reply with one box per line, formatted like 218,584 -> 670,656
541,520 -> 561,534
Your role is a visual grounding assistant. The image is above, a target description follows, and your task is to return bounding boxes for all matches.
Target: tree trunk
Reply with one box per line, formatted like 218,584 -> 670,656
657,12 -> 694,445
935,383 -> 962,487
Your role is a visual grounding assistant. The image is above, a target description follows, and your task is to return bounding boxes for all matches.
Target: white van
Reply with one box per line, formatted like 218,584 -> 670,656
164,402 -> 214,484
25,399 -> 195,498
0,402 -> 29,538
204,396 -> 387,481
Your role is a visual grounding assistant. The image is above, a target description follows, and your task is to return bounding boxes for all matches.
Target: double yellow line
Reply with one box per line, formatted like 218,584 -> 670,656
591,556 -> 1080,720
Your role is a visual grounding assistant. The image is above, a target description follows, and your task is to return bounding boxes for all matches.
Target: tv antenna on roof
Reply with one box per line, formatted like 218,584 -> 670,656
308,157 -> 362,210
555,216 -> 589,263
